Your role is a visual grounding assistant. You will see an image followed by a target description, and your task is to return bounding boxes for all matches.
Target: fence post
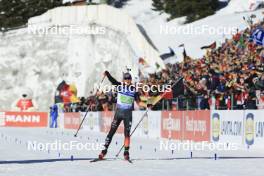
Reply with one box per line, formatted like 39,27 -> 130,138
167,100 -> 170,111
176,98 -> 179,110
231,94 -> 234,110
187,99 -> 189,111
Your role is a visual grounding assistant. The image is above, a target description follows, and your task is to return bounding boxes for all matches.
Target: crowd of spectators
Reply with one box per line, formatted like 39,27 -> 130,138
64,16 -> 264,112
175,18 -> 264,110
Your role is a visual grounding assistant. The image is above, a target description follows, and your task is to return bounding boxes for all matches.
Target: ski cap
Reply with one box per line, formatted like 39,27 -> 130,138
123,72 -> 132,80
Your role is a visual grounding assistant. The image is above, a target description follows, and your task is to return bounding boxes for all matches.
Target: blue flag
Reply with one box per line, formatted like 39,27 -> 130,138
250,27 -> 264,46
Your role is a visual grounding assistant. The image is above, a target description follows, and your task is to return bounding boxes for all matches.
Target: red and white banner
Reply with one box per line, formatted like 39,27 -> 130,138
0,112 -> 48,127
161,111 -> 210,141
100,111 -> 124,134
64,112 -> 80,129
183,111 -> 210,142
3,109 -> 261,147
161,111 -> 183,140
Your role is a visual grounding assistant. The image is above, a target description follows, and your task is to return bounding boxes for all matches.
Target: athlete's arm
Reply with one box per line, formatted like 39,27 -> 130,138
104,71 -> 121,86
134,91 -> 141,105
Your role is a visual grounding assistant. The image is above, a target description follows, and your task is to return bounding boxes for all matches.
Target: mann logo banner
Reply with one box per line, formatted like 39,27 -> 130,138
1,112 -> 48,127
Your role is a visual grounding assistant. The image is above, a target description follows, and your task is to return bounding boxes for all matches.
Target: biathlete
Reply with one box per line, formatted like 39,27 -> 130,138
98,70 -> 140,161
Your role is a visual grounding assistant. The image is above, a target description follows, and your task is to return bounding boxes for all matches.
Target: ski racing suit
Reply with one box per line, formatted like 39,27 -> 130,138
101,71 -> 140,158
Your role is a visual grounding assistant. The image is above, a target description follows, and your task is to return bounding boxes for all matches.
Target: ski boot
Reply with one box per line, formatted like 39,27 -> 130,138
124,147 -> 130,160
99,148 -> 107,160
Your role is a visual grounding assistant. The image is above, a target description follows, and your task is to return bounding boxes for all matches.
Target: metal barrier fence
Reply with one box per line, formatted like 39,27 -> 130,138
57,90 -> 264,112
160,93 -> 264,111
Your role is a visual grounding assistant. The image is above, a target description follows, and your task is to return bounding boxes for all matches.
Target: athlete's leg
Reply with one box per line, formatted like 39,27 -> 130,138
99,111 -> 122,158
104,117 -> 122,149
123,111 -> 132,159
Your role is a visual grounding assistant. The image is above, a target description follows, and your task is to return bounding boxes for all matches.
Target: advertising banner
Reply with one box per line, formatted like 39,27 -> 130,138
183,110 -> 210,142
57,112 -> 64,129
64,112 -> 80,129
132,111 -> 161,138
3,112 -> 48,127
0,112 -> 5,127
82,112 -> 100,132
161,111 -> 183,140
100,111 -> 124,134
244,110 -> 264,147
211,110 -> 244,144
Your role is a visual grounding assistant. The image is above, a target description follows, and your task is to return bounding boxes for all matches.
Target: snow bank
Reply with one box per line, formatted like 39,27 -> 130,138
0,5 -> 165,111
28,5 -> 164,71
122,0 -> 264,60
218,0 -> 264,14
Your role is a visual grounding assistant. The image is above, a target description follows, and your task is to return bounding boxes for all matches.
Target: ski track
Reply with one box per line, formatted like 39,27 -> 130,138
0,128 -> 264,176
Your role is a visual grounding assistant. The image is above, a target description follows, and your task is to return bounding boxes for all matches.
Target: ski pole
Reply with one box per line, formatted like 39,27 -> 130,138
115,76 -> 183,157
74,75 -> 106,137
115,109 -> 149,157
74,107 -> 90,137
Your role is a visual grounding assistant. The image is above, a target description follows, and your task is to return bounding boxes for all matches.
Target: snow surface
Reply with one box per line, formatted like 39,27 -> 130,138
0,127 -> 264,176
122,0 -> 264,60
218,0 -> 255,14
1,1 -> 264,110
0,27 -> 139,111
0,5 -> 165,111
1,3 -> 264,175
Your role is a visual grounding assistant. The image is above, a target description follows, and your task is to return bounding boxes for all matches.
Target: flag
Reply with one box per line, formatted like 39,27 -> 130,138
69,84 -> 80,103
172,78 -> 184,97
55,80 -> 68,104
250,27 -> 264,46
155,62 -> 160,69
54,81 -> 79,104
183,48 -> 191,63
201,42 -> 216,50
150,90 -> 173,106
160,47 -> 175,60
183,48 -> 187,58
139,91 -> 172,108
139,77 -> 183,108
178,44 -> 185,47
